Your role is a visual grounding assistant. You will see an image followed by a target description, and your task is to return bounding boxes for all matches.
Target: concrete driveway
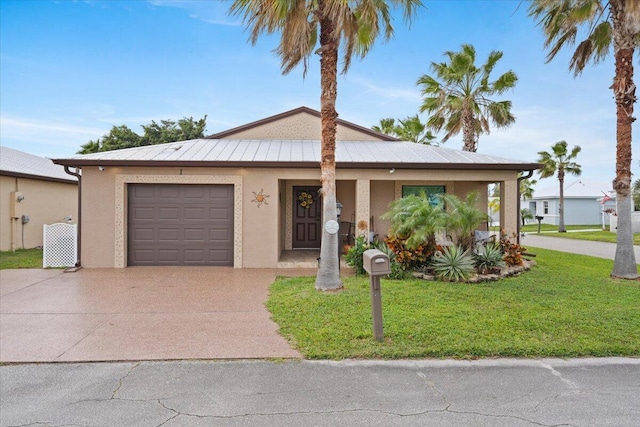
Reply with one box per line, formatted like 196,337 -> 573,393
0,268 -> 303,362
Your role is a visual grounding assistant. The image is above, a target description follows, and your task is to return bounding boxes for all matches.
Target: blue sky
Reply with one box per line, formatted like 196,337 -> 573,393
1,0 -> 636,183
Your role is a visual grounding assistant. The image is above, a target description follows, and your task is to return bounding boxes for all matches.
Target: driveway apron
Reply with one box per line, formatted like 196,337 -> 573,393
0,268 -> 301,362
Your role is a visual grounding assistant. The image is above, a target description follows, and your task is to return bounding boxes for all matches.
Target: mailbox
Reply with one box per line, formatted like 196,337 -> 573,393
363,249 -> 391,276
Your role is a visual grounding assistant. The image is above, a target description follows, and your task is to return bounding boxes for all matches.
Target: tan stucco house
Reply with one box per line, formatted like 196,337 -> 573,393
53,107 -> 538,268
1,147 -> 78,251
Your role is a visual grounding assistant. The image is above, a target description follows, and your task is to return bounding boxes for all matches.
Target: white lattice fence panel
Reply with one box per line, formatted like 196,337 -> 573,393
43,223 -> 77,268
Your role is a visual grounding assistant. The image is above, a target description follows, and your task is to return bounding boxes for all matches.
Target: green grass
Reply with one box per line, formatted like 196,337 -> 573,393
267,248 -> 640,359
531,229 -> 640,245
0,248 -> 43,270
520,223 -> 603,232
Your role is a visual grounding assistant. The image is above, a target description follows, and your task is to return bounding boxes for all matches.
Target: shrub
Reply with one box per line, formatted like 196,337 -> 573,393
500,231 -> 526,266
431,245 -> 475,282
474,243 -> 506,273
344,235 -> 371,275
384,233 -> 438,272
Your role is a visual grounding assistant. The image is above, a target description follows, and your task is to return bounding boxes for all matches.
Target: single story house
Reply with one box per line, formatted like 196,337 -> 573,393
53,107 -> 539,268
525,179 -> 616,227
1,147 -> 78,251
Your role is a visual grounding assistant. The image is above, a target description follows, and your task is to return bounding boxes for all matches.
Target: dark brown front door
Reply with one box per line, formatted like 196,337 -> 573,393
293,186 -> 321,249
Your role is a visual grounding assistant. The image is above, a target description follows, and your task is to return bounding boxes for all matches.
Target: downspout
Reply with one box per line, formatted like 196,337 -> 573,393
64,166 -> 82,267
517,170 -> 534,245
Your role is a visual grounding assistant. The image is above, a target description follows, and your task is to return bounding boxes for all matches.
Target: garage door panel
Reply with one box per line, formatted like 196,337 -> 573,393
210,208 -> 231,220
133,229 -> 155,241
209,249 -> 231,263
184,228 -> 205,242
184,249 -> 205,263
159,207 -> 180,220
128,184 -> 234,266
184,207 -> 206,220
157,228 -> 179,241
133,207 -> 155,220
159,186 -> 180,198
209,229 -> 230,241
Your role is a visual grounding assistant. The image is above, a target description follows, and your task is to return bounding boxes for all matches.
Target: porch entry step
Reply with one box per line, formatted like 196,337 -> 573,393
278,250 -> 351,269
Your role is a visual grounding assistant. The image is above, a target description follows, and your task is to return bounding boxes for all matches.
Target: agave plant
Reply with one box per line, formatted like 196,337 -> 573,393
431,245 -> 475,282
474,243 -> 506,274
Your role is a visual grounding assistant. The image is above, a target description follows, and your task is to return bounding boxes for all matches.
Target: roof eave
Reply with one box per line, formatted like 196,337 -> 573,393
52,158 -> 542,171
0,170 -> 78,184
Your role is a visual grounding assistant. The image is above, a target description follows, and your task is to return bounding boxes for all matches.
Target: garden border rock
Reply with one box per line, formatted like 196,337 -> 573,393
412,259 -> 536,283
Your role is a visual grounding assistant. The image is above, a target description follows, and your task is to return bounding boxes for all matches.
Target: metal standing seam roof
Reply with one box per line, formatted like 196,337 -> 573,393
0,146 -> 78,183
52,139 -> 541,170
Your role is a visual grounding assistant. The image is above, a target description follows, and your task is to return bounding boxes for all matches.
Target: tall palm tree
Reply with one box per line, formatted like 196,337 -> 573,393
529,0 -> 639,279
230,0 -> 421,290
417,43 -> 518,152
537,141 -> 582,233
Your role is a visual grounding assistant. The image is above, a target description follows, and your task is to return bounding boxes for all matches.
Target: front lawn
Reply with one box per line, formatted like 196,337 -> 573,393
268,248 -> 640,359
0,248 -> 43,270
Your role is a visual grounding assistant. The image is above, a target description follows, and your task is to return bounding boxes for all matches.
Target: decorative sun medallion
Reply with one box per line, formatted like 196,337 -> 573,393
297,191 -> 314,209
251,189 -> 270,208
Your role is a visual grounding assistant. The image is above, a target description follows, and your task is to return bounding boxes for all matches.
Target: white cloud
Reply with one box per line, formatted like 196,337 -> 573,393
348,75 -> 422,104
0,116 -> 106,149
147,0 -> 240,26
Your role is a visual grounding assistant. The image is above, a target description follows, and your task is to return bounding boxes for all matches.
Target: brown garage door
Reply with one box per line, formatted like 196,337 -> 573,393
128,184 -> 234,266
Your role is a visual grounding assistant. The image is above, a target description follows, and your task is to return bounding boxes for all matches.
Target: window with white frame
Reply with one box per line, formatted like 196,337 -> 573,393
543,200 -> 549,215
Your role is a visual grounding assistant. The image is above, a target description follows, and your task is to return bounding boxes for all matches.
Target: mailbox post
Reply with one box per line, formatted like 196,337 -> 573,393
363,249 -> 390,341
535,216 -> 544,234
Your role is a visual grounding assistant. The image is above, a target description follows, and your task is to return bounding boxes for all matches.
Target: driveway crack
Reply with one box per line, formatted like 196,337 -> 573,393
111,362 -> 141,399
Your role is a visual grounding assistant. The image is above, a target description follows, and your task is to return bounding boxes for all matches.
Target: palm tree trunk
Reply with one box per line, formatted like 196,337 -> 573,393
611,1 -> 638,279
462,109 -> 476,152
558,171 -> 566,232
315,3 -> 343,291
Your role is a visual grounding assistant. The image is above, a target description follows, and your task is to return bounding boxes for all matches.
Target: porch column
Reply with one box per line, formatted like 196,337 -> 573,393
500,179 -> 518,238
355,179 -> 371,241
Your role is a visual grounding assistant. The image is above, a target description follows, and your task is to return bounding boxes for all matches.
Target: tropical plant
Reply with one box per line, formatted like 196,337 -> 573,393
417,43 -> 518,152
384,233 -> 437,272
473,243 -> 506,274
381,193 -> 447,249
230,0 -> 421,291
77,117 -> 207,154
499,231 -> 526,267
372,115 -> 438,144
431,245 -> 475,282
529,0 -> 639,279
633,179 -> 640,211
521,208 -> 534,226
371,240 -> 410,279
441,192 -> 490,251
537,140 -> 582,233
520,177 -> 538,200
344,235 -> 371,275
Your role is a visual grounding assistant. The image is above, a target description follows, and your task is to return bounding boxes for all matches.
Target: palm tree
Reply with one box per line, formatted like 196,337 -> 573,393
537,141 -> 582,233
529,0 -> 639,279
230,0 -> 421,290
381,193 -> 447,248
520,177 -> 538,200
417,43 -> 518,152
372,115 -> 437,144
442,192 -> 489,251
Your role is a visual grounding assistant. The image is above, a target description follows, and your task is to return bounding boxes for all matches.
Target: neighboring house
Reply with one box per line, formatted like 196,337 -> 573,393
53,106 -> 538,268
524,179 -> 616,227
0,147 -> 78,251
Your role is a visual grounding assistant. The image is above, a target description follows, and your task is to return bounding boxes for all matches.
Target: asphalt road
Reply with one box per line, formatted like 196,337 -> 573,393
2,358 -> 639,426
522,232 -> 640,260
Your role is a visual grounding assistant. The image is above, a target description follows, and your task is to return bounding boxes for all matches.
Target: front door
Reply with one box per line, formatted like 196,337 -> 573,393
293,186 -> 321,249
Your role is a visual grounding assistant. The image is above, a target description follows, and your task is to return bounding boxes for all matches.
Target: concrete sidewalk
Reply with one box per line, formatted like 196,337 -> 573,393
521,233 -> 640,260
2,358 -> 639,426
